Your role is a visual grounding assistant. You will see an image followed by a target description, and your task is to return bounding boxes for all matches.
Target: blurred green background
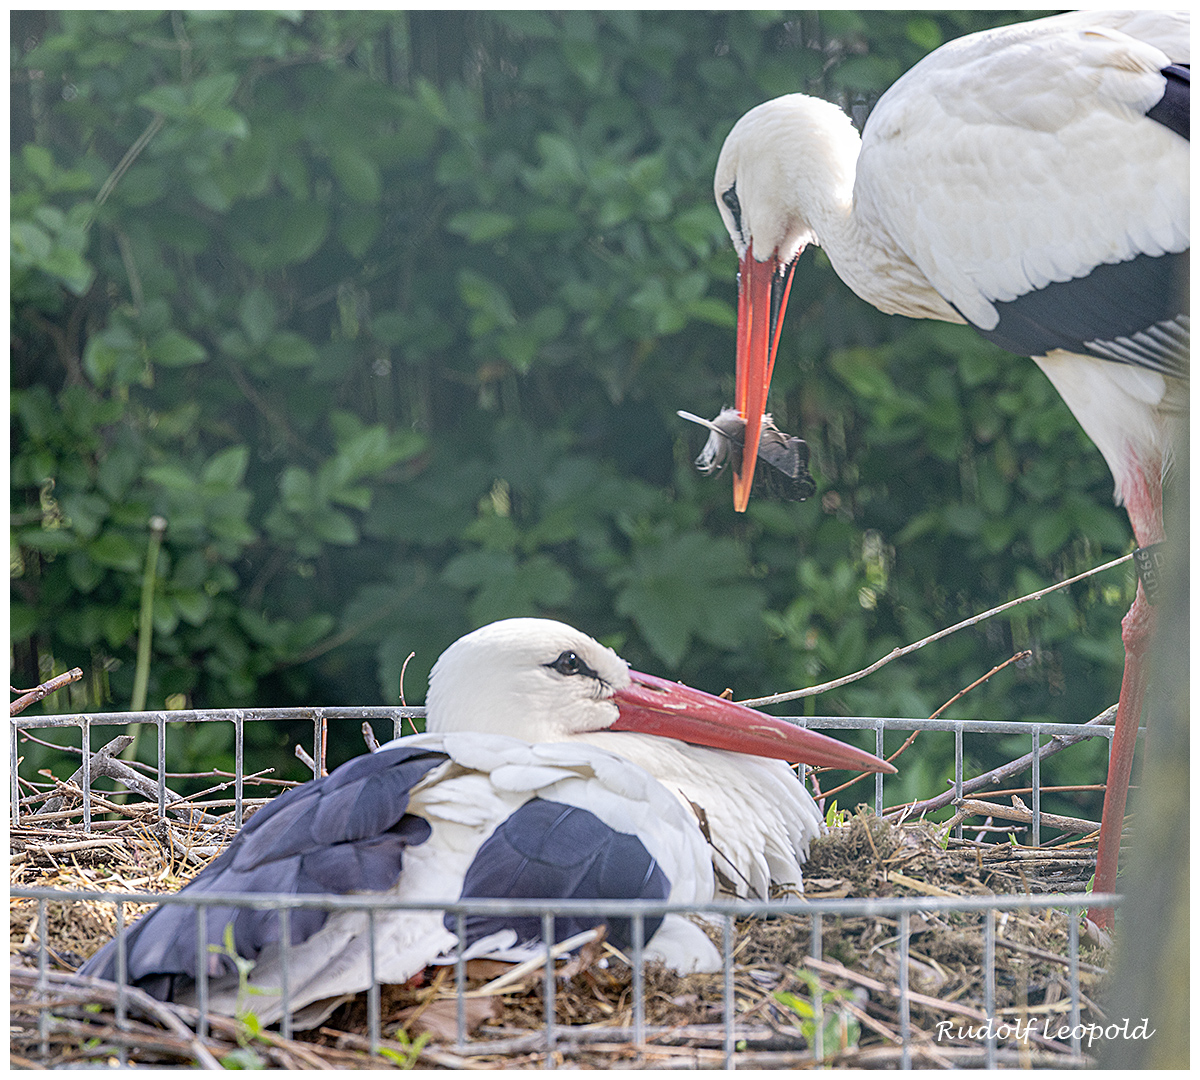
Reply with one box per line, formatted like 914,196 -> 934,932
12,10 -> 1131,816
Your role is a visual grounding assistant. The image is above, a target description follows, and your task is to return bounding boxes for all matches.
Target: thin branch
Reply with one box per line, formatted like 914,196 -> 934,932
885,703 -> 1117,823
285,578 -> 424,668
818,651 -> 1030,801
12,968 -> 223,1069
87,113 -> 166,229
740,552 -> 1134,707
399,650 -> 415,707
226,360 -> 323,464
36,734 -> 206,825
11,668 -> 84,716
950,796 -> 1100,837
399,650 -> 423,735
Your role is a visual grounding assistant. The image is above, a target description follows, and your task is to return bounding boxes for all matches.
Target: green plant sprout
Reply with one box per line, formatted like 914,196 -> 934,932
208,923 -> 269,1067
774,968 -> 862,1060
378,1027 -> 433,1070
824,800 -> 850,828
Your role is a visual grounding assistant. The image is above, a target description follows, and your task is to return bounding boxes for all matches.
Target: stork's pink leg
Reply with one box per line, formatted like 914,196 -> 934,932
1088,588 -> 1156,931
1087,466 -> 1164,932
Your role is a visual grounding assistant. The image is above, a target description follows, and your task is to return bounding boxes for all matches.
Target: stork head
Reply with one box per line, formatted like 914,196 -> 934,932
714,94 -> 860,510
427,618 -> 630,743
427,617 -> 894,773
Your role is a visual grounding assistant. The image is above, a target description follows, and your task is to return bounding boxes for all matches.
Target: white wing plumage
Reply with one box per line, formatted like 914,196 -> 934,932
194,732 -> 718,1028
856,10 -> 1189,331
577,731 -> 825,900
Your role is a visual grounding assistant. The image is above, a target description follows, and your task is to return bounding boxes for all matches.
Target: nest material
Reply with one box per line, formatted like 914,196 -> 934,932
11,795 -> 1109,1069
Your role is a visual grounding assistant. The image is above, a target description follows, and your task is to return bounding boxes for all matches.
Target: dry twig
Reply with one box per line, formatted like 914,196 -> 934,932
950,797 -> 1100,837
886,704 -> 1117,823
11,668 -> 84,716
36,737 -> 206,827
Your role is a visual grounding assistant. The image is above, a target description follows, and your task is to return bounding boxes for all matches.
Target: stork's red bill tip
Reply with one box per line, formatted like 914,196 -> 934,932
613,670 -> 895,773
733,247 -> 797,511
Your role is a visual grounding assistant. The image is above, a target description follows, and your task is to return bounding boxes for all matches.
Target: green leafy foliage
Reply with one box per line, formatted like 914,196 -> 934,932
13,12 -> 1133,815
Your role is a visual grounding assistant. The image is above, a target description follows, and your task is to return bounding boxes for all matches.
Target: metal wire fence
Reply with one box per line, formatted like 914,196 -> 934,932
11,704 -> 1118,830
11,706 -> 1122,1068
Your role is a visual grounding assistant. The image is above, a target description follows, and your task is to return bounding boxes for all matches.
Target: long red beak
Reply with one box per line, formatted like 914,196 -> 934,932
612,670 -> 894,773
733,243 -> 798,512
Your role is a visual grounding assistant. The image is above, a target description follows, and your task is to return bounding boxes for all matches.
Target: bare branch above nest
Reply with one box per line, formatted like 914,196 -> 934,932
885,703 -> 1117,824
740,553 -> 1133,708
11,668 -> 84,717
949,797 -> 1100,838
35,735 -> 206,827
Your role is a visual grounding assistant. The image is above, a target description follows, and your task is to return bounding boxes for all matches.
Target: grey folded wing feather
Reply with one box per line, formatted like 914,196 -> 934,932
77,746 -> 447,1000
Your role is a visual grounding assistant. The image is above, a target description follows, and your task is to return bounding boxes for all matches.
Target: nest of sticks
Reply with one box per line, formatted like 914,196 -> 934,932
11,747 -> 1111,1072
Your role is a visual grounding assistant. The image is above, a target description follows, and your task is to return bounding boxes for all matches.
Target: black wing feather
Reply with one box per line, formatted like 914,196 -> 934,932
974,251 -> 1188,376
1147,64 -> 1189,140
972,63 -> 1189,374
78,745 -> 446,999
447,798 -> 670,952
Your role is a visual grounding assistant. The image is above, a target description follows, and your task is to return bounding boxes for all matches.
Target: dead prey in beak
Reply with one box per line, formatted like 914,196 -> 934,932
678,408 -> 815,502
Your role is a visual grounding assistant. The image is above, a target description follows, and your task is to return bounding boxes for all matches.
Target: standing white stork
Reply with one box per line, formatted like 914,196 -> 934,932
80,617 -> 893,1027
713,10 -> 1188,932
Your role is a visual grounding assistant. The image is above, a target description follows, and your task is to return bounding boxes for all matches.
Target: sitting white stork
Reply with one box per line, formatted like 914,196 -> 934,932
712,10 -> 1188,931
79,617 -> 893,1028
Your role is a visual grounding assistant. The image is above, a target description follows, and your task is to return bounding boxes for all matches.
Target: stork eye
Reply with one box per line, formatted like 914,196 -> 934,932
546,650 -> 596,678
721,185 -> 742,229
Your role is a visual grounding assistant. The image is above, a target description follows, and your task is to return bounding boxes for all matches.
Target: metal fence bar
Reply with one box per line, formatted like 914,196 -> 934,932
38,896 -> 50,1061
234,712 -> 245,829
12,885 -> 1122,919
113,901 -> 127,1039
10,705 -> 429,731
1068,907 -> 1082,1057
455,912 -> 467,1051
632,911 -> 645,1050
156,715 -> 167,820
785,715 -> 1121,738
812,920 -> 825,1063
10,706 -> 1124,737
954,725 -> 964,840
367,908 -> 380,1055
810,915 -> 824,1063
542,912 -> 556,1068
984,908 -> 996,1068
279,906 -> 292,1042
875,721 -> 885,815
722,914 -> 735,1069
898,909 -> 911,1069
12,718 -> 22,826
1031,725 -> 1042,846
194,905 -> 209,1041
81,716 -> 92,831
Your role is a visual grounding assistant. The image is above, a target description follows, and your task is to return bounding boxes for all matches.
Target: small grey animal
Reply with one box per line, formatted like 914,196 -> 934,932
677,408 -> 816,501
